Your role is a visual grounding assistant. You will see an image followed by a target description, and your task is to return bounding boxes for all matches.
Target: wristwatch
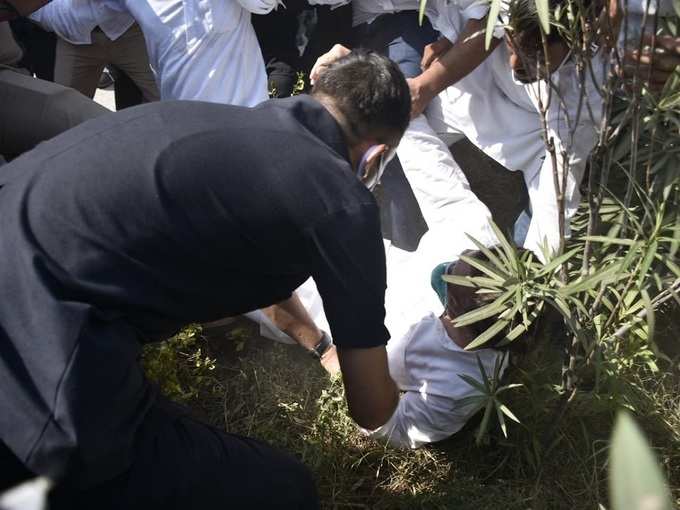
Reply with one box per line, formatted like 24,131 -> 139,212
309,331 -> 333,359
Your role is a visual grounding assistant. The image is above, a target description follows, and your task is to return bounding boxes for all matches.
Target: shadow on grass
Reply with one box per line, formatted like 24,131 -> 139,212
188,316 -> 680,510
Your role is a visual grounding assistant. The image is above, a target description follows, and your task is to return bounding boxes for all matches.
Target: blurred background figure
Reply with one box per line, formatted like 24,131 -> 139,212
112,0 -> 278,106
252,0 -> 353,97
0,18 -> 107,162
29,0 -> 159,104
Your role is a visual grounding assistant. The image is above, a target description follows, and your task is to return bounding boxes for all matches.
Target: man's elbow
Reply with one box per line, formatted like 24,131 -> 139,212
351,413 -> 389,431
347,395 -> 398,430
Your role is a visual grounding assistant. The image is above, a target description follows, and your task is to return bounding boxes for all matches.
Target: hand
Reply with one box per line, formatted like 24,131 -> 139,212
320,344 -> 340,376
421,38 -> 453,71
621,34 -> 680,92
310,44 -> 352,85
407,76 -> 436,118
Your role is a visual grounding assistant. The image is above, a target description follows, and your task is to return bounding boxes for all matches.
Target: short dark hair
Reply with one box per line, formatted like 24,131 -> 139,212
311,50 -> 410,144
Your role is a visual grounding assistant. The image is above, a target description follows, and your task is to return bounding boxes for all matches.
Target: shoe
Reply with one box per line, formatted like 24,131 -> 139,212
98,68 -> 114,89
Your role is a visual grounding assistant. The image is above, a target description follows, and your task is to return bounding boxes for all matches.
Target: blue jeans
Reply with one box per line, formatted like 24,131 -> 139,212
353,11 -> 439,78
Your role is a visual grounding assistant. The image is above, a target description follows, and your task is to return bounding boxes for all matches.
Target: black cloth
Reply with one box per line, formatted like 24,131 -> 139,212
0,66 -> 108,159
9,18 -> 56,81
0,96 -> 388,487
1,399 -> 319,510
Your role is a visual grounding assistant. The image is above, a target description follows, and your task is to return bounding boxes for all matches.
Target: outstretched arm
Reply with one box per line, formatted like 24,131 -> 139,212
336,346 -> 399,430
408,18 -> 501,117
262,294 -> 340,375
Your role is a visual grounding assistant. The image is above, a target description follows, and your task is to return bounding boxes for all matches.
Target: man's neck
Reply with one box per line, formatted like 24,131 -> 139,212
311,93 -> 365,170
439,314 -> 473,349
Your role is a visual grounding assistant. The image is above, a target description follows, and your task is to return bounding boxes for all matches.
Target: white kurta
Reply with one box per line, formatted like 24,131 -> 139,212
30,0 -> 135,44
370,313 -> 506,449
114,0 -> 271,106
426,6 -> 605,255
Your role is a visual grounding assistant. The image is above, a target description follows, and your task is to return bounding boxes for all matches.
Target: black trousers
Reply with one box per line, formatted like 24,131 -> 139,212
1,399 -> 319,510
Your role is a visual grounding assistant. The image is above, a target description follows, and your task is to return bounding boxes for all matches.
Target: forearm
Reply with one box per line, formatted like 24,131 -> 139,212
416,19 -> 500,96
261,293 -> 322,350
338,346 -> 399,430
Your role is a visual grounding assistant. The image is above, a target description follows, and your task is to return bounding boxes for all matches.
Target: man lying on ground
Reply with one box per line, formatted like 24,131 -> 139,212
259,247 -> 525,449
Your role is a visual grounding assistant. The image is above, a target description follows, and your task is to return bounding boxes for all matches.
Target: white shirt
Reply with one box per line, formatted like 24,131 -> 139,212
30,0 -> 134,44
367,313 -> 507,449
115,0 -> 273,106
352,0 -> 489,28
425,3 -> 604,256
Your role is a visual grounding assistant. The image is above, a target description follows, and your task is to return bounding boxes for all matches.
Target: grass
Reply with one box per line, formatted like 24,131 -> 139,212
143,312 -> 679,509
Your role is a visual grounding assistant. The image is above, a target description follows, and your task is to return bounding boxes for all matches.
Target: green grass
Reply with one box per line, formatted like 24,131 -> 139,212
143,314 -> 679,509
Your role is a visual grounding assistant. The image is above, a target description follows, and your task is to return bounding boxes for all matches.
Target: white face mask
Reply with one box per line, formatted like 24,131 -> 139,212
355,145 -> 397,191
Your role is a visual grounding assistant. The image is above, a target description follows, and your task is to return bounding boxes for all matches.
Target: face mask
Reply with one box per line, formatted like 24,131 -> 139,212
356,145 -> 397,191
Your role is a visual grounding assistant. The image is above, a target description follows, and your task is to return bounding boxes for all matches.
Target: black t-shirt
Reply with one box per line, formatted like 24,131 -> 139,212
0,96 -> 389,483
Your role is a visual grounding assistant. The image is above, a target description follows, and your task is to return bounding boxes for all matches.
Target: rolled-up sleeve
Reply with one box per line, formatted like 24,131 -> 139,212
362,391 -> 469,449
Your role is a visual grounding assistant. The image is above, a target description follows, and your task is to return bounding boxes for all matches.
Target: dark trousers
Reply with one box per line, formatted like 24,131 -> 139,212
253,1 -> 353,97
9,18 -> 56,81
1,399 -> 319,510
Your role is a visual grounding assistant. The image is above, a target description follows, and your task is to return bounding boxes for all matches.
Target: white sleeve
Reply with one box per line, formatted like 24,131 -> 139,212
28,2 -> 59,33
363,391 -> 470,449
522,57 -> 604,257
234,0 -> 281,14
306,0 -> 351,6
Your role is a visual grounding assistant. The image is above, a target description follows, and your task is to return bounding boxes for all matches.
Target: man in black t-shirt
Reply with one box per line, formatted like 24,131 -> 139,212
0,51 -> 410,509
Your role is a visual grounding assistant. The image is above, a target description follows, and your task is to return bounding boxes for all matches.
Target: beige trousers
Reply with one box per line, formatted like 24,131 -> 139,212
54,23 -> 159,101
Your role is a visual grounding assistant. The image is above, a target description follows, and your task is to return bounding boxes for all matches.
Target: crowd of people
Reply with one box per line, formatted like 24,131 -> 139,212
0,0 -> 678,508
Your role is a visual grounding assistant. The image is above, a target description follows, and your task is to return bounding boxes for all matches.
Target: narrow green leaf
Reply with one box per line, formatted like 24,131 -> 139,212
485,0 -> 502,50
581,235 -> 637,246
458,373 -> 490,395
460,254 -> 510,282
454,288 -> 515,327
476,400 -> 495,445
476,354 -> 492,393
609,411 -> 673,510
535,0 -> 551,34
641,289 -> 656,347
537,247 -> 579,276
499,403 -> 521,423
637,240 -> 658,286
495,400 -> 508,438
465,318 -> 510,350
490,221 -> 519,273
440,274 -> 477,288
418,0 -> 428,25
441,274 -> 504,290
497,383 -> 524,394
465,233 -> 509,272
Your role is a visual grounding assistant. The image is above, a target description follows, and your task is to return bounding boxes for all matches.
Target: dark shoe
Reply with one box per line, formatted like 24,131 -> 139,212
98,68 -> 114,89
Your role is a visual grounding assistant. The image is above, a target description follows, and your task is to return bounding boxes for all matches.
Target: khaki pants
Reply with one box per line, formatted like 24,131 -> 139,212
54,23 -> 159,101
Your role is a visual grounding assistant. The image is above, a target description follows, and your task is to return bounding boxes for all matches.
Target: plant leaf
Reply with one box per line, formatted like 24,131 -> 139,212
609,411 -> 673,510
465,318 -> 510,350
418,0 -> 428,25
485,0 -> 502,50
499,403 -> 521,423
535,0 -> 551,34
